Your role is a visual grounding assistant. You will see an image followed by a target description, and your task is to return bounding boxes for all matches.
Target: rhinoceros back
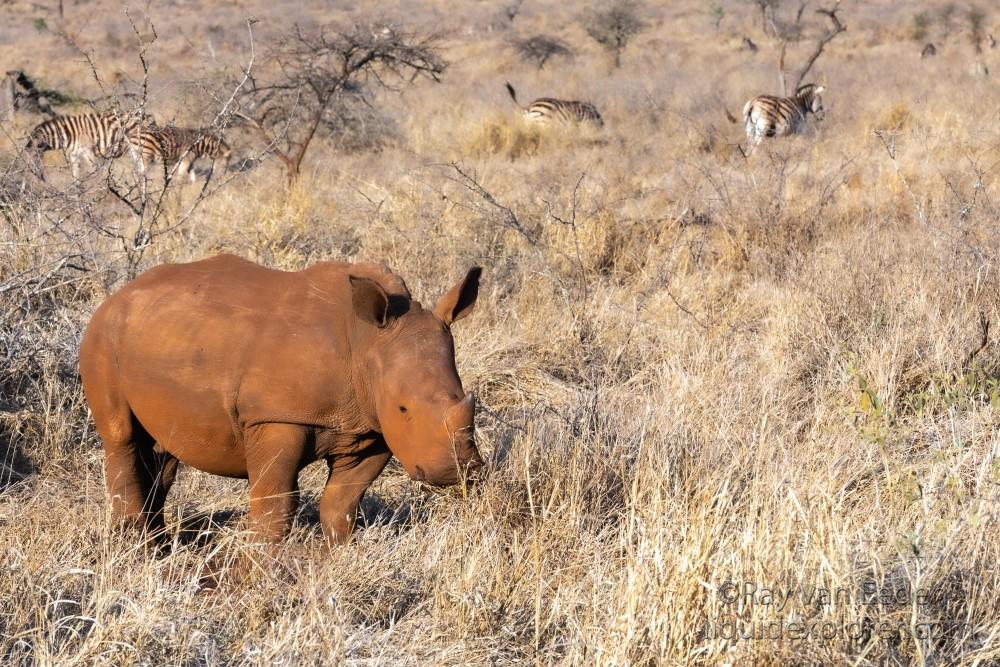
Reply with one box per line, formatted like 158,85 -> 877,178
79,254 -> 410,476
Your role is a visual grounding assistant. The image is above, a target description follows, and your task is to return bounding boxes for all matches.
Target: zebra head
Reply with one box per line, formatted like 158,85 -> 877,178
24,125 -> 52,153
22,122 -> 56,181
796,84 -> 826,120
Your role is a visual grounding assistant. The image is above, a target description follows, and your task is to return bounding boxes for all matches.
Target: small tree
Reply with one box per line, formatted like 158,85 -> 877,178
504,0 -> 524,25
939,3 -> 958,38
709,0 -> 725,30
235,22 -> 445,184
968,6 -> 986,54
749,0 -> 782,36
911,12 -> 931,42
776,0 -> 846,94
511,34 -> 573,70
581,0 -> 646,69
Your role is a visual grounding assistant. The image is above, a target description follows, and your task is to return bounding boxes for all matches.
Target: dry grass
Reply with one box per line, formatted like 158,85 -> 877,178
2,0 -> 1000,665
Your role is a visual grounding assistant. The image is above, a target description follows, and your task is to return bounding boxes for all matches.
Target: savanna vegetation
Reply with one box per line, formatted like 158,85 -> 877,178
1,0 -> 999,664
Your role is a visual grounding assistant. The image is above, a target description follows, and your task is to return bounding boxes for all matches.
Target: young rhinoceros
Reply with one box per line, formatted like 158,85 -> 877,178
79,254 -> 484,545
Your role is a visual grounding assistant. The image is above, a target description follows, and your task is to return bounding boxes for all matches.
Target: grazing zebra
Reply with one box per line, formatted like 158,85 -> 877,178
25,111 -> 152,179
504,82 -> 604,128
130,126 -> 231,182
743,84 -> 825,149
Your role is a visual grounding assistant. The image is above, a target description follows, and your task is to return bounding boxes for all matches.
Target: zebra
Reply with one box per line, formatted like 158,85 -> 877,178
130,126 -> 231,182
504,82 -> 604,128
24,110 -> 153,179
743,84 -> 825,150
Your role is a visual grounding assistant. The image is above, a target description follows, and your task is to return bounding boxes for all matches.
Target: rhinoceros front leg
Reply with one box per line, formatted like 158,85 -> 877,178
320,444 -> 392,545
245,423 -> 308,543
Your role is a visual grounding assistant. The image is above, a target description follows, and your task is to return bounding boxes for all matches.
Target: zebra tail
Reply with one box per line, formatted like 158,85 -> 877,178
712,93 -> 739,124
505,82 -> 520,107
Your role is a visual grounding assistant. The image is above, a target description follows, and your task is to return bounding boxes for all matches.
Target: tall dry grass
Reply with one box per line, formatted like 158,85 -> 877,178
2,0 -> 1000,664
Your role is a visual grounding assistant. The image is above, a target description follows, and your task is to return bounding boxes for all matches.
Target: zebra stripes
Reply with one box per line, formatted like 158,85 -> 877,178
505,82 -> 603,128
26,111 -> 151,178
743,84 -> 825,149
130,126 -> 231,182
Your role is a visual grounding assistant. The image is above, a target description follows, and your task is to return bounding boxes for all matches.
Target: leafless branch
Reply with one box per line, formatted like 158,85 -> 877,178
233,20 -> 445,184
769,0 -> 846,93
544,173 -> 589,304
874,129 -> 927,227
788,0 -> 846,91
443,162 -> 537,245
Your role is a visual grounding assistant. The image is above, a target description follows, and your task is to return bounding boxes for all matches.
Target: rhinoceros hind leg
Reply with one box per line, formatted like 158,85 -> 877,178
103,415 -> 177,539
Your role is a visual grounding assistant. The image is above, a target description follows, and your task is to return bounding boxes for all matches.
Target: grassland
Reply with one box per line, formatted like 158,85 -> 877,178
2,0 -> 1000,664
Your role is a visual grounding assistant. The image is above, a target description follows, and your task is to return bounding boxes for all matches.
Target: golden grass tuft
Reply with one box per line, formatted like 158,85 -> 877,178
874,102 -> 912,132
456,113 -> 543,159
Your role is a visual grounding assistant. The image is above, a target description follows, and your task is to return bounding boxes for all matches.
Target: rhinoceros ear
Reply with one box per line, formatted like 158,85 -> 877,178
434,267 -> 482,326
350,276 -> 391,328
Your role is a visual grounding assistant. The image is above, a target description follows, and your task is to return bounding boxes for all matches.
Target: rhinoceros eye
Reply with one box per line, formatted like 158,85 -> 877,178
399,405 -> 408,413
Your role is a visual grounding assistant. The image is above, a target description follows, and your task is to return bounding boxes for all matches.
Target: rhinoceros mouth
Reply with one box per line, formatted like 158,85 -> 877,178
418,480 -> 478,498
413,458 -> 484,489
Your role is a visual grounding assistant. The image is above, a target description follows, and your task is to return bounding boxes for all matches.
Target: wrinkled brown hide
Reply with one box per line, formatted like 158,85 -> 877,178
79,254 -> 483,545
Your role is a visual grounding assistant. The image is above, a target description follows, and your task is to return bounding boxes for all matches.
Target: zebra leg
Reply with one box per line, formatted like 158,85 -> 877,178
744,122 -> 758,154
177,155 -> 196,183
81,148 -> 99,174
209,156 -> 228,183
67,149 -> 81,179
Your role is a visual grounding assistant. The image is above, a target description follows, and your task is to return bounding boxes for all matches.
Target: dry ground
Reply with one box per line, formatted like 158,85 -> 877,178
2,0 -> 1000,664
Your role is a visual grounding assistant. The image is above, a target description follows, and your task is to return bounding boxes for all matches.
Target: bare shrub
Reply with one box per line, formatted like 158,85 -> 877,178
503,0 -> 524,24
708,0 -> 725,30
776,0 -> 846,93
912,11 -> 932,42
510,34 -> 573,70
748,0 -> 782,35
580,0 -> 646,69
234,21 -> 446,184
939,2 -> 959,38
322,88 -> 400,154
968,6 -> 986,54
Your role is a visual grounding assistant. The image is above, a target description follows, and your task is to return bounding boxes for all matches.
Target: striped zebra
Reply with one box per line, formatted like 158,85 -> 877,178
25,111 -> 152,179
505,82 -> 604,128
743,84 -> 826,149
130,126 -> 231,182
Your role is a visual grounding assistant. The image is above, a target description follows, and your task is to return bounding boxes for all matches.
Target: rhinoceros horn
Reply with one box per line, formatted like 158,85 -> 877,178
445,392 -> 475,433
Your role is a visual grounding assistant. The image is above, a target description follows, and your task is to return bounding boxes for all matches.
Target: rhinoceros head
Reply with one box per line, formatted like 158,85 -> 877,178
350,267 -> 484,486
